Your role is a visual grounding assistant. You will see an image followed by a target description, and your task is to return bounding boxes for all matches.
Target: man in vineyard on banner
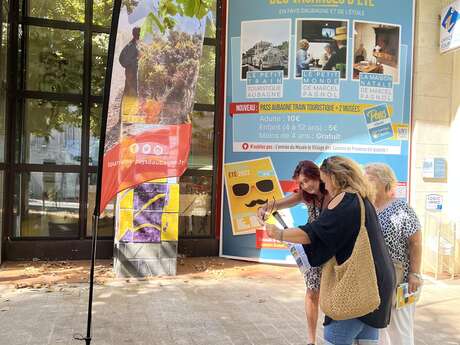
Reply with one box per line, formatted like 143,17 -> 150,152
119,27 -> 141,97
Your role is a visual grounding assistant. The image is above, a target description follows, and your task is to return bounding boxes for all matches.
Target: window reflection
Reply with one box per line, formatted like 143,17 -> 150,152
204,2 -> 217,38
14,172 -> 80,237
92,33 -> 109,96
89,103 -> 102,166
93,0 -> 114,27
87,173 -> 114,237
195,45 -> 216,105
23,99 -> 82,165
27,0 -> 86,22
179,2 -> 217,239
26,26 -> 84,93
179,174 -> 212,237
189,111 -> 214,169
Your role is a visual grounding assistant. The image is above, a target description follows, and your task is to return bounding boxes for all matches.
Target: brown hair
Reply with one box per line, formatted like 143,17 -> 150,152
292,160 -> 326,204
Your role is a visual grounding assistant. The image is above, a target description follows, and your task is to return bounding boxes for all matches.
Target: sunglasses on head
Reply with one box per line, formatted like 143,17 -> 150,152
321,156 -> 338,173
232,179 -> 274,197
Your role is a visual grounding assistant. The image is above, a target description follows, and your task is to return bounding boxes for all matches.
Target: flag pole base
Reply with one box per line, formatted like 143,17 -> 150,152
76,215 -> 99,345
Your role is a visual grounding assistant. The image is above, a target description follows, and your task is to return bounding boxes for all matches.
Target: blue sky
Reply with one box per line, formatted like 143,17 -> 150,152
241,20 -> 290,52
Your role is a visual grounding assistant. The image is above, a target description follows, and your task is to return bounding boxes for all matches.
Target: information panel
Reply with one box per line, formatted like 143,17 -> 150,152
221,0 -> 415,263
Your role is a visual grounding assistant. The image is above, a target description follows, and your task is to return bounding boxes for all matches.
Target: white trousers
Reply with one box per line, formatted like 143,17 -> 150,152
379,304 -> 415,345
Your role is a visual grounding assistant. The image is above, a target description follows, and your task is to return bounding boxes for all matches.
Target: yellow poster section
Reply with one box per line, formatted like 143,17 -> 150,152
391,123 -> 409,141
116,179 -> 180,242
224,157 -> 284,236
121,96 -> 163,124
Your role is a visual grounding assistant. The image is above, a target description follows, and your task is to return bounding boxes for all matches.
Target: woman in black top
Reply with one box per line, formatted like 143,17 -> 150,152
258,160 -> 331,345
264,156 -> 395,345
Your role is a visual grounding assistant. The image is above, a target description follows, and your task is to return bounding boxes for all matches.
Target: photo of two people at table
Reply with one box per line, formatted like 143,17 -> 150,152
296,19 -> 400,83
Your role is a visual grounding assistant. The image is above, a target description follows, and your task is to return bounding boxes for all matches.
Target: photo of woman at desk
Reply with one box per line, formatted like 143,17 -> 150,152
353,22 -> 401,82
295,20 -> 348,78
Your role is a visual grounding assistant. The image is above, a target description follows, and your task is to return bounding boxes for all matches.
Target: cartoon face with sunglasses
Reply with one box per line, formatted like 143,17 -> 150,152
225,158 -> 284,234
231,178 -> 275,208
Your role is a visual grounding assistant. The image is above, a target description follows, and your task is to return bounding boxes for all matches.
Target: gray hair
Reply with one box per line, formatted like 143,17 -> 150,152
364,163 -> 398,193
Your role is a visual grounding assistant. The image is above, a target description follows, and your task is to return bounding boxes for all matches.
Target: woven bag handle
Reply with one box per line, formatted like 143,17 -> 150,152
357,194 -> 365,229
342,189 -> 366,228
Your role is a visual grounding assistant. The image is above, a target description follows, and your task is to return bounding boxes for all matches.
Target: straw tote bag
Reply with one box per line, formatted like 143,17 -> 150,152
319,194 -> 380,320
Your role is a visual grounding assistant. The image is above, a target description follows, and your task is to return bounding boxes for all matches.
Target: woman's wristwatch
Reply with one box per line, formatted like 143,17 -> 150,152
409,272 -> 423,280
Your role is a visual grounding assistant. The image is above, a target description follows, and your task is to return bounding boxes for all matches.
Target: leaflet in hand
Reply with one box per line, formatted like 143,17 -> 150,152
395,283 -> 421,309
271,210 -> 311,275
288,243 -> 311,275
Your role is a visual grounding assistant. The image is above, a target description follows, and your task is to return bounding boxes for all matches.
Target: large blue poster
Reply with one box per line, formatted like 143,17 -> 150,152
221,0 -> 415,263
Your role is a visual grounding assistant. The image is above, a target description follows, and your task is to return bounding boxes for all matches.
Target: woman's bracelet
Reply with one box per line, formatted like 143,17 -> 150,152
409,272 -> 423,280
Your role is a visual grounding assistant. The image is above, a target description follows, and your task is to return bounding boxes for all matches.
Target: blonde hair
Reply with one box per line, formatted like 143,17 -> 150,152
364,163 -> 398,193
299,39 -> 309,49
320,156 -> 374,201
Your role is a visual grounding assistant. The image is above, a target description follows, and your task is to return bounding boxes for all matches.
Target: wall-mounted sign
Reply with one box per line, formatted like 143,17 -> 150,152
440,1 -> 460,53
426,194 -> 443,211
423,158 -> 435,178
422,158 -> 447,179
395,182 -> 408,200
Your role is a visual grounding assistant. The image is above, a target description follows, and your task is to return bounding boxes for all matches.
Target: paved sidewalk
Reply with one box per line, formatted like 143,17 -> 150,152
0,259 -> 459,345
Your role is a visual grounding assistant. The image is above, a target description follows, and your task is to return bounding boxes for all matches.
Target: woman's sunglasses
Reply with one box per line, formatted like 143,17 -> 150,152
320,156 -> 338,173
232,179 -> 274,197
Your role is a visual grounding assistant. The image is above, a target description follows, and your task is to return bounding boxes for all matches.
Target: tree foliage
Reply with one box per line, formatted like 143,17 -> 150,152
195,45 -> 215,104
28,0 -> 85,22
27,100 -> 81,140
141,0 -> 213,34
27,27 -> 84,94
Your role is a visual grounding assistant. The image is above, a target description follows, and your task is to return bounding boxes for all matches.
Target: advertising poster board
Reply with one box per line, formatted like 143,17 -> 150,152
221,0 -> 415,262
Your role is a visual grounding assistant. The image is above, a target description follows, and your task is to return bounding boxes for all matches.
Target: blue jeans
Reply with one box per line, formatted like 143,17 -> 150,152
324,319 -> 379,345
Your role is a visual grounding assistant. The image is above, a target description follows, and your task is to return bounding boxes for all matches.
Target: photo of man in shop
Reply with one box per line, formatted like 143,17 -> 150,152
322,26 -> 347,78
119,27 -> 141,97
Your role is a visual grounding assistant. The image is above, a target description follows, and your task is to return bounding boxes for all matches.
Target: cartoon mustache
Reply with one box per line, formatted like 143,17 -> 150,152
245,199 -> 268,207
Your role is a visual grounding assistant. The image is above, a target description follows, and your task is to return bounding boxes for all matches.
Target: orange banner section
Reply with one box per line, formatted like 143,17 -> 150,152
100,123 -> 191,213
